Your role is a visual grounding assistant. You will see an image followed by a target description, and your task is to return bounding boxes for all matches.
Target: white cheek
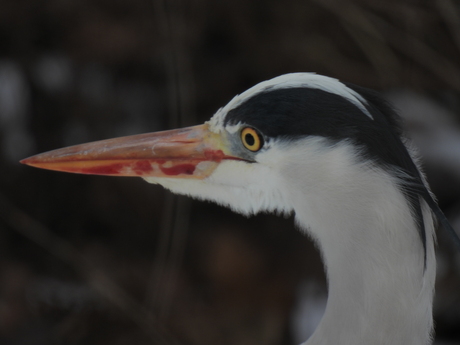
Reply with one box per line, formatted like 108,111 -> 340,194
207,160 -> 264,187
143,159 -> 292,216
205,160 -> 293,214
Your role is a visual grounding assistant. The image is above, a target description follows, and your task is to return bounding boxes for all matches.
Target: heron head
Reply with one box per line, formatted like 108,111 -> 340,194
20,73 -> 422,218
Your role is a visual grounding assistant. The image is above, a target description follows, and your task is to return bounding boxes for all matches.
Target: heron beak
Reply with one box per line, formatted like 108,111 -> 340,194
20,124 -> 237,179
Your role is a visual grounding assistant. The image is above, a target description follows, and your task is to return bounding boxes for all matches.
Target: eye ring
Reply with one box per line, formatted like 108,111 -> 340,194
241,127 -> 263,152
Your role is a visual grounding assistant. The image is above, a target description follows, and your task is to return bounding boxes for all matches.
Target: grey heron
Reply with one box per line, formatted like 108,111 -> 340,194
21,73 -> 460,345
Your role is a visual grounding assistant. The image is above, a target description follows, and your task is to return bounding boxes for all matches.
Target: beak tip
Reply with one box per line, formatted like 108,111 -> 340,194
20,158 -> 31,165
20,156 -> 43,168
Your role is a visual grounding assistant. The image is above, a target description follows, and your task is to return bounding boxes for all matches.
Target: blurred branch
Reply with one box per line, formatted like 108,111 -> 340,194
339,20 -> 401,86
152,0 -> 196,127
435,0 -> 460,53
314,0 -> 460,91
148,0 -> 194,319
0,193 -> 180,345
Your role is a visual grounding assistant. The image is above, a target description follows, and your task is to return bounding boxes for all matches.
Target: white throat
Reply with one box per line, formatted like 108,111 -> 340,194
281,141 -> 436,345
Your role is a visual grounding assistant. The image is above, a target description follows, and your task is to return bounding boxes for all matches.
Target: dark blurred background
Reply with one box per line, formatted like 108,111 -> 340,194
1,0 -> 460,344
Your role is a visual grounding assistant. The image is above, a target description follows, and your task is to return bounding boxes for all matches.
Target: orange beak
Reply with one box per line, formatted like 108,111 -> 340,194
20,124 -> 238,179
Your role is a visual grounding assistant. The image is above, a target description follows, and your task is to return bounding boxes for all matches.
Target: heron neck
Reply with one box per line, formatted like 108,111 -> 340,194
291,168 -> 436,345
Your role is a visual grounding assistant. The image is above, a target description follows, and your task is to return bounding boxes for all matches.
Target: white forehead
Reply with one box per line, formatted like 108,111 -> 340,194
207,73 -> 372,133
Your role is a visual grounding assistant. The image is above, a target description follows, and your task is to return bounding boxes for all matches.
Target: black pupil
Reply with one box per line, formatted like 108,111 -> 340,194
245,133 -> 255,146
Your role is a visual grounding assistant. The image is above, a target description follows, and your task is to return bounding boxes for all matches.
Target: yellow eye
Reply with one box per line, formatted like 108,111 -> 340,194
241,127 -> 263,152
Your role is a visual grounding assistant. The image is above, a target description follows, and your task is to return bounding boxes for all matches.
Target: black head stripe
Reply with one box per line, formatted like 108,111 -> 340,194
224,87 -> 408,171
